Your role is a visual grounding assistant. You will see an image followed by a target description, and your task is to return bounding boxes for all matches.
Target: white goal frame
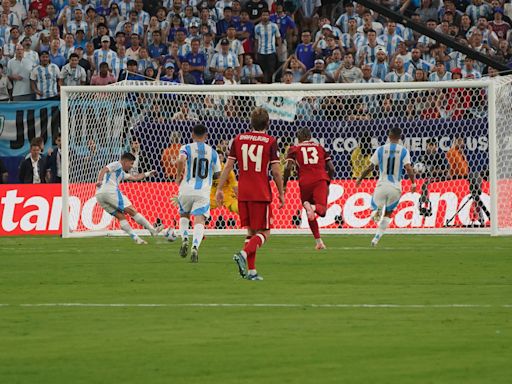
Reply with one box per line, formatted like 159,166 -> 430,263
61,80 -> 509,237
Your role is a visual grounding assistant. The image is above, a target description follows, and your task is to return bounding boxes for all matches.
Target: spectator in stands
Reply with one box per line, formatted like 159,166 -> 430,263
335,52 -> 362,83
429,61 -> 452,81
489,8 -> 510,40
386,57 -> 413,82
6,44 -> 32,100
18,142 -> 45,184
30,51 -> 60,100
0,62 -> 12,100
461,56 -> 482,78
246,0 -> 267,24
358,63 -> 382,83
325,47 -> 342,78
295,29 -> 315,70
90,61 -> 115,85
254,9 -> 280,83
301,58 -> 333,83
466,0 -> 492,24
357,29 -> 385,66
446,137 -> 469,179
371,48 -> 390,81
271,3 -> 297,60
60,52 -> 87,86
404,48 -> 433,76
93,35 -> 117,73
210,38 -> 240,79
281,68 -> 293,84
148,30 -> 168,58
241,53 -> 263,83
4,25 -> 20,58
49,38 -> 66,68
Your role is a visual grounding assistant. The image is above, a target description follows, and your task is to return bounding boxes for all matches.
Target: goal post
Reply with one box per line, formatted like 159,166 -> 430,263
60,78 -> 512,237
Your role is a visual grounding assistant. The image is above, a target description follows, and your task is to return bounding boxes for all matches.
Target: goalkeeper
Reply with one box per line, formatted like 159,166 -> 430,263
210,152 -> 238,213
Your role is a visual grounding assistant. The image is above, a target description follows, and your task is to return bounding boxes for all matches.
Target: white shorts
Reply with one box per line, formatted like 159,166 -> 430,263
178,194 -> 210,218
371,184 -> 401,213
96,191 -> 132,215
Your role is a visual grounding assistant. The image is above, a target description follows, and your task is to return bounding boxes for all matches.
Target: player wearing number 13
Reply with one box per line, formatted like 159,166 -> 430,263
284,128 -> 335,250
356,128 -> 416,247
216,107 -> 285,281
176,124 -> 221,263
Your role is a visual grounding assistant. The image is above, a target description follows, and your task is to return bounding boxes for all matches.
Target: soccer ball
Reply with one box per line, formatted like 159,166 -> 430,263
413,162 -> 425,174
163,227 -> 178,242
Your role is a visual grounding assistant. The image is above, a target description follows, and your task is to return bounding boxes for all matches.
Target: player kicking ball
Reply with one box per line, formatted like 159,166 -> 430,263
216,107 -> 284,281
356,128 -> 416,246
284,127 -> 335,250
176,124 -> 221,263
95,153 -> 162,244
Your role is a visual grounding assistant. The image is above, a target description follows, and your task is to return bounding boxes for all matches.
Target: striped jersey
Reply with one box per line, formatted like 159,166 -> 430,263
371,143 -> 411,189
97,161 -> 130,194
179,142 -> 221,198
429,71 -> 452,82
93,49 -> 117,73
209,51 -> 239,70
254,21 -> 280,55
30,64 -> 60,100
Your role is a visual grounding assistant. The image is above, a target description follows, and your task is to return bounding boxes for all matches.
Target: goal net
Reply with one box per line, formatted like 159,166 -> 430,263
61,78 -> 512,237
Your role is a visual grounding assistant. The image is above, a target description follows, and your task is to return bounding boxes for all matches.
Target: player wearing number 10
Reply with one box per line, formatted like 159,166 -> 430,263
284,128 -> 335,250
176,124 -> 221,263
216,107 -> 285,281
356,128 -> 416,247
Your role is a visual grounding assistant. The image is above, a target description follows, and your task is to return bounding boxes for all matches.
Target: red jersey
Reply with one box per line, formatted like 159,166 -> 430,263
229,131 -> 279,202
286,141 -> 331,186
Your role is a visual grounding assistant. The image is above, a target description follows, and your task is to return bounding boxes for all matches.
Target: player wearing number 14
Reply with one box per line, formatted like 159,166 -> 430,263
284,128 -> 335,250
216,107 -> 285,281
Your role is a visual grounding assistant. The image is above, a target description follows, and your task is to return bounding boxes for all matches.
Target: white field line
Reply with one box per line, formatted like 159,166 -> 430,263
0,303 -> 511,309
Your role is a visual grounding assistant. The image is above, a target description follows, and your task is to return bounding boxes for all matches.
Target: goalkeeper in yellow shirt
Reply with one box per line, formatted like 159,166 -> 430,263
210,153 -> 238,213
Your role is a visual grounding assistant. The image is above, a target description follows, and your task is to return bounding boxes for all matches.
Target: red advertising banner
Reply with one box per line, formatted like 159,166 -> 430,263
0,180 -> 492,236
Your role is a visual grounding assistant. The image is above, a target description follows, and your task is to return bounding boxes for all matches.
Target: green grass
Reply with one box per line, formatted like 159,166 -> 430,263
0,234 -> 511,383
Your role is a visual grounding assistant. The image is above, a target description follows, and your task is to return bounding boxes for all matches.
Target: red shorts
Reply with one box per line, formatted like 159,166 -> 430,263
239,201 -> 273,230
300,181 -> 329,207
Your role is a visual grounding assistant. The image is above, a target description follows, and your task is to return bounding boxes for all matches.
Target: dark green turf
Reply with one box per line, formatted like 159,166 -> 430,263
0,235 -> 511,383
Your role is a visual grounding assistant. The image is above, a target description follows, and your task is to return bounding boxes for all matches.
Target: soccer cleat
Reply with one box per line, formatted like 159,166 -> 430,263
247,273 -> 264,281
134,236 -> 147,245
371,208 -> 382,223
179,239 -> 189,258
371,234 -> 381,247
190,246 -> 199,263
315,240 -> 327,250
303,201 -> 315,221
233,252 -> 247,278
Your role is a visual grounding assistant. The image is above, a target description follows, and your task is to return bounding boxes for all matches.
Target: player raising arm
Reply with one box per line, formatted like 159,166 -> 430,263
356,127 -> 416,247
176,124 -> 221,263
95,153 -> 161,245
284,128 -> 335,250
216,107 -> 285,281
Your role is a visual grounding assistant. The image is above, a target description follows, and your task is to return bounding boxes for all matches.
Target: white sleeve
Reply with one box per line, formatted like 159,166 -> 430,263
213,150 -> 221,173
402,148 -> 411,166
179,145 -> 188,157
370,149 -> 379,166
106,161 -> 121,172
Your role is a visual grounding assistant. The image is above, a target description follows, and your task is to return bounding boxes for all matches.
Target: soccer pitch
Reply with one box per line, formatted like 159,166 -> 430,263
0,234 -> 511,383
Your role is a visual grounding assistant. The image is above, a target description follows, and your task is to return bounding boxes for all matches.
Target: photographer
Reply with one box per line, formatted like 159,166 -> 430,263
417,138 -> 448,216
300,59 -> 334,84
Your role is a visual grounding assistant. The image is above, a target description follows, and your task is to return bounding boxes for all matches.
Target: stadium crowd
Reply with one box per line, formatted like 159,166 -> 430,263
0,0 -> 510,100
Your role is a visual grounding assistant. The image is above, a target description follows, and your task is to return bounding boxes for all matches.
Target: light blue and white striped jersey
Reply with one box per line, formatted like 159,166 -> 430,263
66,20 -> 88,35
110,55 -> 127,78
93,48 -> 118,72
58,5 -> 82,22
357,44 -> 385,65
29,64 -> 60,100
137,10 -> 150,26
179,142 -> 221,198
461,67 -> 482,79
429,71 -> 452,82
301,0 -> 321,18
254,22 -> 280,55
465,3 -> 492,23
404,59 -> 433,76
98,161 -> 130,194
335,13 -> 362,33
371,62 -> 389,81
209,51 -> 239,70
241,63 -> 263,80
177,42 -> 191,59
118,0 -> 135,18
371,143 -> 411,189
59,45 -> 75,59
377,33 -> 403,56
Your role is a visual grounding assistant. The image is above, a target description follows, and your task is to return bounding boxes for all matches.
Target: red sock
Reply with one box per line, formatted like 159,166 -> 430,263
247,252 -> 256,269
244,235 -> 252,246
309,219 -> 320,239
315,204 -> 327,217
244,233 -> 266,254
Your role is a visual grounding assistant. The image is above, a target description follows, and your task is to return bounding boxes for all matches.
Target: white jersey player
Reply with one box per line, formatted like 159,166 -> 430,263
176,124 -> 221,262
95,152 -> 162,244
356,128 -> 416,246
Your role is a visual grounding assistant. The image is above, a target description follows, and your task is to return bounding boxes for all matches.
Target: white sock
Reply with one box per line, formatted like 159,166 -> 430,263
315,238 -> 323,245
248,269 -> 257,276
192,223 -> 205,249
133,213 -> 154,233
376,217 -> 391,238
180,217 -> 190,240
120,219 -> 136,239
